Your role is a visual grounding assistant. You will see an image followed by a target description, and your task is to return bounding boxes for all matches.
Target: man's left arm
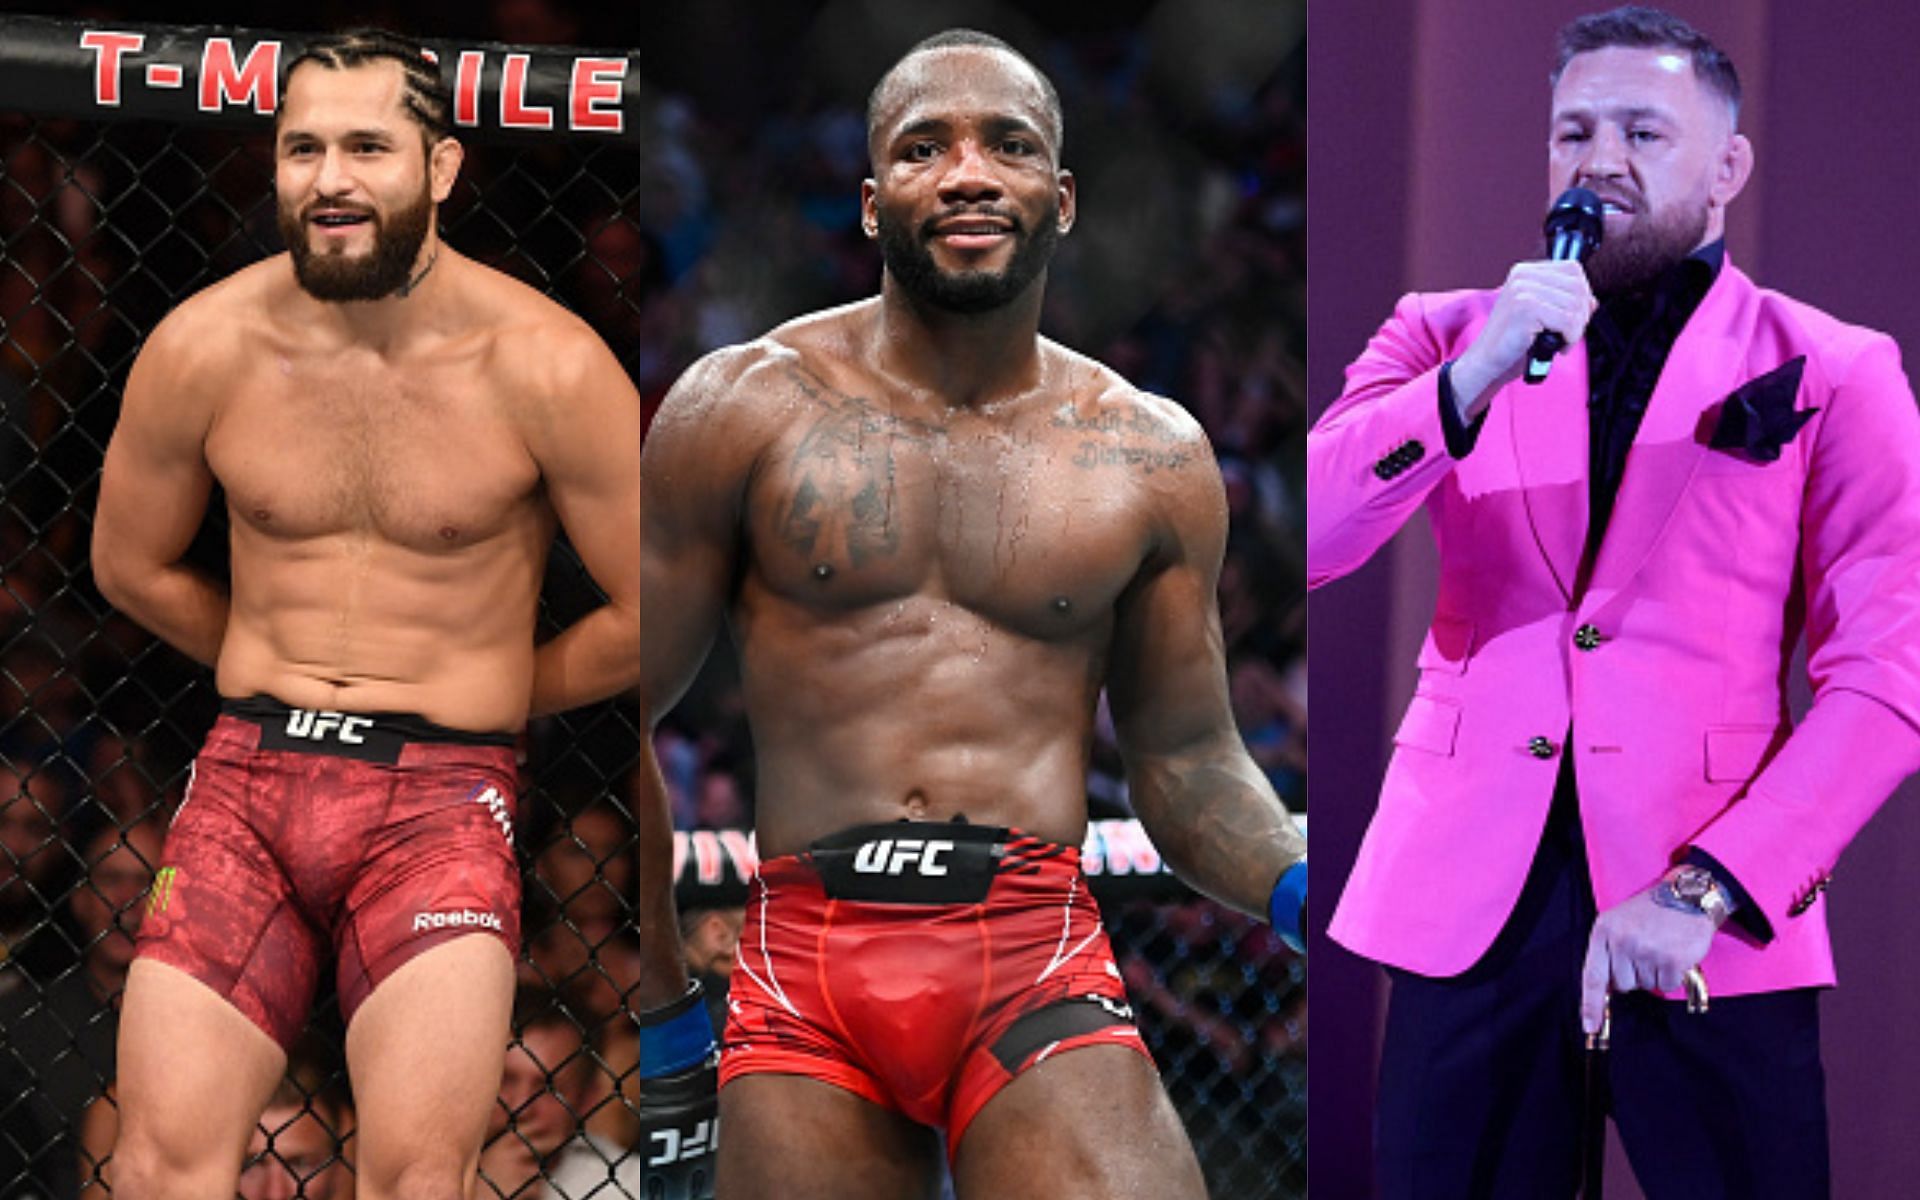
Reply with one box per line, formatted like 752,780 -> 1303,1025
1582,333 -> 1920,1030
522,322 -> 643,716
1107,403 -> 1307,938
1690,333 -> 1920,928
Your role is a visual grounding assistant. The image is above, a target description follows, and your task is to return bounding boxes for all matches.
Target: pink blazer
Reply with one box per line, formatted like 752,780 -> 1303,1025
1309,262 -> 1920,994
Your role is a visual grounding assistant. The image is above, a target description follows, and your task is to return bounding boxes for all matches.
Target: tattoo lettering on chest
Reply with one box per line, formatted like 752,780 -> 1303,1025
1050,404 -> 1197,474
774,369 -> 936,567
1071,442 -> 1197,473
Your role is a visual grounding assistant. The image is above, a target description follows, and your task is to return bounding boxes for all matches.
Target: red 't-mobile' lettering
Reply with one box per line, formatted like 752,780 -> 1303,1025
570,57 -> 626,132
499,54 -> 553,130
454,50 -> 484,127
199,38 -> 280,115
80,31 -> 144,107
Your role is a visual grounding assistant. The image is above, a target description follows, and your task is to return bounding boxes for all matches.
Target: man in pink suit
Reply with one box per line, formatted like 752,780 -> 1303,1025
1309,7 -> 1920,1196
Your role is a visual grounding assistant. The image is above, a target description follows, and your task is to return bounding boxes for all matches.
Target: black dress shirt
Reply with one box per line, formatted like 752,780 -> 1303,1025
1581,240 -> 1723,555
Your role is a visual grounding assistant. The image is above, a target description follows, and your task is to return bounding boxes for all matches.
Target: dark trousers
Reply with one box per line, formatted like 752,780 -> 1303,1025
1375,768 -> 1830,1199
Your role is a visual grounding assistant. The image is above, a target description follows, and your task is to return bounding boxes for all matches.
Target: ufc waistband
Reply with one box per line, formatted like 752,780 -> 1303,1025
724,819 -> 1149,1150
800,820 -> 1076,905
222,694 -> 517,765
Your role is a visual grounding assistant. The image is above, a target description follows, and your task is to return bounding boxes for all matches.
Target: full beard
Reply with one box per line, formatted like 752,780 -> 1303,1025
1584,200 -> 1710,298
279,183 -> 434,302
877,198 -> 1061,315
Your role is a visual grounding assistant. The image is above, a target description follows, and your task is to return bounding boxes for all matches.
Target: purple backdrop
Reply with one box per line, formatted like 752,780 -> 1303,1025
1309,2 -> 1920,1195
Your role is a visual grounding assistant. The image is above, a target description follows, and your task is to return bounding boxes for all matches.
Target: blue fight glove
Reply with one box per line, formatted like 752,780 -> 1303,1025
1270,859 -> 1307,955
638,981 -> 719,1200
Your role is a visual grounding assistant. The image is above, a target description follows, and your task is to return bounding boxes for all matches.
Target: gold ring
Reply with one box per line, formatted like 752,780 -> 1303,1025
1586,996 -> 1613,1052
1683,965 -> 1709,1014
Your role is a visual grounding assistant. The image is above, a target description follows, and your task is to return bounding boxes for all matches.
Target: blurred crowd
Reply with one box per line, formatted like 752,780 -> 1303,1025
0,0 -> 1303,1194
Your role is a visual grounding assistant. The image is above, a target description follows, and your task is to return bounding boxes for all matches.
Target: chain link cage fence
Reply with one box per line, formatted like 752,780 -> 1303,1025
0,5 -> 1305,1197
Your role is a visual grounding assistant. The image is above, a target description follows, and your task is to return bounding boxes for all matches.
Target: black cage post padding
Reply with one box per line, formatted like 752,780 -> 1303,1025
0,15 -> 642,142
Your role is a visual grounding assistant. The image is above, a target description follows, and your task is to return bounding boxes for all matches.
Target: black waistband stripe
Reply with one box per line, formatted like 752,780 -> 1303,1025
223,694 -> 515,764
803,820 -> 1073,905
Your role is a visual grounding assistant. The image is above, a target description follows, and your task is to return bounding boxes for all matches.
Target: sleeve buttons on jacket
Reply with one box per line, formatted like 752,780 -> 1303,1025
1788,873 -> 1833,917
1372,439 -> 1427,481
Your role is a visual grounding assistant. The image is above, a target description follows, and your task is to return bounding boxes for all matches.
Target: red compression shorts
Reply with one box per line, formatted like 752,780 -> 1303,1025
135,696 -> 521,1049
720,821 -> 1152,1153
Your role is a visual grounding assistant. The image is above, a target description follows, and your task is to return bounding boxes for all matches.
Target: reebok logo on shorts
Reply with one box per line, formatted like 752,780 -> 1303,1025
411,909 -> 504,933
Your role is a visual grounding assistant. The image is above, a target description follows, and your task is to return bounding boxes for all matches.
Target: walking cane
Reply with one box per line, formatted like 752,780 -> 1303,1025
1580,968 -> 1709,1197
1580,998 -> 1610,1197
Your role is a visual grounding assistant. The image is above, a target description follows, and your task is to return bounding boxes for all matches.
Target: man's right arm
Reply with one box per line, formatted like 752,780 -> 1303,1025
1307,261 -> 1593,589
633,348 -> 761,1195
91,307 -> 226,665
634,346 -> 762,1007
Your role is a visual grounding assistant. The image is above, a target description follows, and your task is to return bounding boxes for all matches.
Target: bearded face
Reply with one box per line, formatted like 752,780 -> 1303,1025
876,192 -> 1062,315
1548,47 -> 1747,298
1581,185 -> 1709,296
276,174 -> 433,303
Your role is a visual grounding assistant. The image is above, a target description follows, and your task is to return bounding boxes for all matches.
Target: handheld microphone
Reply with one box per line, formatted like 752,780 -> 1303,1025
1524,187 -> 1604,384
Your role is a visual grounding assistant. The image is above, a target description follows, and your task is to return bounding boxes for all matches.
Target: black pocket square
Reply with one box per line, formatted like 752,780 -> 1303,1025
1708,356 -> 1817,462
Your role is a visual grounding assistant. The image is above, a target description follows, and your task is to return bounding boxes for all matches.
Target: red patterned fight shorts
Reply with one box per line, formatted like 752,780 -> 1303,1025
720,821 -> 1152,1153
136,696 -> 521,1049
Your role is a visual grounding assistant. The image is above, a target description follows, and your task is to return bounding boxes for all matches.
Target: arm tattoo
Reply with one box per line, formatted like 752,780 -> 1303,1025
1132,754 -> 1306,917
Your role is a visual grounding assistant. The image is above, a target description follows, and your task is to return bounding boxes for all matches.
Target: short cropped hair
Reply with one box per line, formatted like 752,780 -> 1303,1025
279,28 -> 452,142
1552,7 -> 1740,125
865,29 -> 1065,161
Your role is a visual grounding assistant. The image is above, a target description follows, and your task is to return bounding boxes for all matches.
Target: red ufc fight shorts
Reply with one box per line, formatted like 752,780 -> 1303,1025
135,695 -> 521,1048
720,820 -> 1153,1153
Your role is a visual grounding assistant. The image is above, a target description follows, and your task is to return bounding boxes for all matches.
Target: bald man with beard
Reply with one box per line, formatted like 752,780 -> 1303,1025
637,29 -> 1305,1200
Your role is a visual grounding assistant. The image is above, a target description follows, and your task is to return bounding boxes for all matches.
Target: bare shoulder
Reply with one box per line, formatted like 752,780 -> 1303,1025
1040,341 -> 1225,567
644,338 -> 799,472
135,257 -> 287,379
650,301 -> 878,449
757,298 -> 880,403
120,259 -> 295,437
1041,339 -> 1215,475
457,255 -> 626,395
762,298 -> 876,364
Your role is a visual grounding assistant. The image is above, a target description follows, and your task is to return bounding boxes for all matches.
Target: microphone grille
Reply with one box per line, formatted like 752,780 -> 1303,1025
1544,187 -> 1604,241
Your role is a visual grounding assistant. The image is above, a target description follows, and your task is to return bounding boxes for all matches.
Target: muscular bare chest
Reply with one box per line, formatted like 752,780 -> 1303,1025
206,345 -> 541,550
744,372 -> 1160,636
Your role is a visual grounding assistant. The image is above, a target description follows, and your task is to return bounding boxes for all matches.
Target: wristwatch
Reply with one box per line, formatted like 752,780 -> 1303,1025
1660,864 -> 1733,927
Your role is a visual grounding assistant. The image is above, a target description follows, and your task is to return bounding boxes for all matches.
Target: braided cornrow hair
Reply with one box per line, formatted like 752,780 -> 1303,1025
278,28 -> 452,144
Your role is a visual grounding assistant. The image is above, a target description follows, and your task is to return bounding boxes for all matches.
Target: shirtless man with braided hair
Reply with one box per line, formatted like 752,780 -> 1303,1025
93,29 -> 640,1199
